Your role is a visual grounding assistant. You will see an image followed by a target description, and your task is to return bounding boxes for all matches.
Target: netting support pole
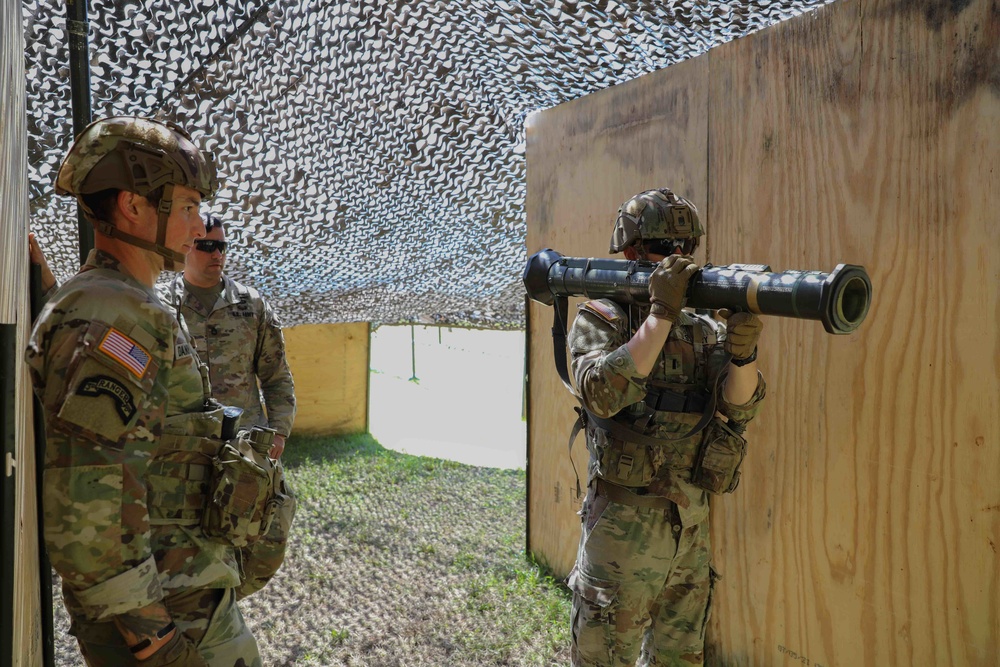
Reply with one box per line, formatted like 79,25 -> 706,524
66,0 -> 94,263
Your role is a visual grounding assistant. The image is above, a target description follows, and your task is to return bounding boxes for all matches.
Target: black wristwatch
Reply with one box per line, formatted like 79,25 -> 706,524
730,346 -> 758,367
129,621 -> 176,654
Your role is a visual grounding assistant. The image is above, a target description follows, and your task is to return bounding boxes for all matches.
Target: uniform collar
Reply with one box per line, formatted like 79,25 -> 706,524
219,274 -> 243,306
82,249 -> 157,298
171,273 -> 243,315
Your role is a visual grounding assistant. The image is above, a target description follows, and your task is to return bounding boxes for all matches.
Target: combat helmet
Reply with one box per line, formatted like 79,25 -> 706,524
55,116 -> 218,269
609,188 -> 702,255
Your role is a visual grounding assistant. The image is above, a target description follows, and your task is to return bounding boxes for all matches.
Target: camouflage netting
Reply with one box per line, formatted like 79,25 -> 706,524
23,0 -> 832,328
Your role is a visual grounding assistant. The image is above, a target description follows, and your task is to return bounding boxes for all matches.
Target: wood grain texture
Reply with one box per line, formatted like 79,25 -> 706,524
2,0 -> 44,662
527,0 -> 999,663
706,1 -> 999,665
284,322 -> 370,436
525,55 -> 709,576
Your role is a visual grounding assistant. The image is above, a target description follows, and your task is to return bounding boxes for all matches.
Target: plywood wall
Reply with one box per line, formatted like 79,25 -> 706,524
283,322 -> 370,436
525,53 -> 709,572
1,0 -> 43,661
525,0 -> 999,665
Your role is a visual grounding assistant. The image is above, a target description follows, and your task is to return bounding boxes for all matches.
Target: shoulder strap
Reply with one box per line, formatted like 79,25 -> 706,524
567,407 -> 587,499
551,295 -> 576,394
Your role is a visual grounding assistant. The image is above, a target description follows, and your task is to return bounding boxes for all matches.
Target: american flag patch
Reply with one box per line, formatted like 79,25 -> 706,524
98,328 -> 151,378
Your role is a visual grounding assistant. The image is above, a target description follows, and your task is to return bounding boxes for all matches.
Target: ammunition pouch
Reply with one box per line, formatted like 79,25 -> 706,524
690,417 -> 747,494
644,388 -> 709,414
586,409 -> 703,487
148,406 -> 232,527
202,426 -> 279,549
149,406 -> 281,549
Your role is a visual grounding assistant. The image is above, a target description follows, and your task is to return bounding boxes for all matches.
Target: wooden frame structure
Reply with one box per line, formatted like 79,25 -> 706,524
525,1 -> 999,664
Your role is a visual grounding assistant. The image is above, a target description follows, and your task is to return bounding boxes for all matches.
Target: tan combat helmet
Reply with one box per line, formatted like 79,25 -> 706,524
55,116 -> 218,270
609,188 -> 703,256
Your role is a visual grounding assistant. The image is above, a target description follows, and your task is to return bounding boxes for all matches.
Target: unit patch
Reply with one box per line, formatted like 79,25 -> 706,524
98,328 -> 151,378
76,375 -> 137,424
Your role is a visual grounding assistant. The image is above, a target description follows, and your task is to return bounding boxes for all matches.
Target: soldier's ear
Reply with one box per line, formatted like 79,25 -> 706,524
116,191 -> 142,223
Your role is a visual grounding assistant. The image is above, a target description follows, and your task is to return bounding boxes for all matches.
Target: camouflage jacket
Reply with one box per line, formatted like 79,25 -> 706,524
568,299 -> 766,526
158,274 -> 296,436
25,250 -> 240,626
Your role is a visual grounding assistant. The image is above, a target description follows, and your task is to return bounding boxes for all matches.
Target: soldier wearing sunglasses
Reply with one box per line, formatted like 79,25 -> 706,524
158,214 -> 298,600
159,215 -> 296,459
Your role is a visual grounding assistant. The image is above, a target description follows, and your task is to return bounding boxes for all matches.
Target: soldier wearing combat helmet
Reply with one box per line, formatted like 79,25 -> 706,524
27,117 -> 262,666
566,188 -> 766,666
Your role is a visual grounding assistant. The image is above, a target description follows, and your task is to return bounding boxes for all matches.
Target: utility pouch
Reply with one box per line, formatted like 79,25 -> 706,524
690,417 -> 747,494
202,426 -> 277,548
235,461 -> 297,600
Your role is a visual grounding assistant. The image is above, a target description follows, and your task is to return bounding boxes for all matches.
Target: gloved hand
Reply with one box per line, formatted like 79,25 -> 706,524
648,255 -> 698,321
719,309 -> 763,360
140,631 -> 209,666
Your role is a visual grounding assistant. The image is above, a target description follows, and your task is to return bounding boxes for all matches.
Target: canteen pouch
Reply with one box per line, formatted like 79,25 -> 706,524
202,426 -> 276,548
690,417 -> 747,495
235,460 -> 297,599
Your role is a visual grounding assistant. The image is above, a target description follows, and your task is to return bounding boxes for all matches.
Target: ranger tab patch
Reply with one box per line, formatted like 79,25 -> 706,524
98,328 -> 151,378
76,375 -> 137,424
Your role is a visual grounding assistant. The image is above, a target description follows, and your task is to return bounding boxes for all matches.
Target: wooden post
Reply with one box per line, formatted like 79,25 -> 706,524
1,0 -> 44,664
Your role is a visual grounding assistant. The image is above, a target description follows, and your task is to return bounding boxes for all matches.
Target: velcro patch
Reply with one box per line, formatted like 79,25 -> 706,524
98,328 -> 151,378
661,354 -> 684,376
76,375 -> 137,424
175,342 -> 194,359
580,300 -> 620,324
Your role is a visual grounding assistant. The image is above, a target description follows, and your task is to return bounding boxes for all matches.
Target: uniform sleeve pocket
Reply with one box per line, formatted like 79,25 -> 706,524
55,323 -> 159,449
43,465 -> 124,576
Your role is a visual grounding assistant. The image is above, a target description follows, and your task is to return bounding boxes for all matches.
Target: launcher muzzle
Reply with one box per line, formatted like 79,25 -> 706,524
523,249 -> 872,334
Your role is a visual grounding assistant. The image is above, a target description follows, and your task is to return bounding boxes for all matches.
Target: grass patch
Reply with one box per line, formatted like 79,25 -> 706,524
49,432 -> 571,666
248,433 -> 570,666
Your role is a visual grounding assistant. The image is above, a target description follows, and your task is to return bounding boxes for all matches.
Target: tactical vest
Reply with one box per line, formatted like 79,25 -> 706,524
147,404 -> 278,549
149,295 -> 278,551
584,306 -> 725,491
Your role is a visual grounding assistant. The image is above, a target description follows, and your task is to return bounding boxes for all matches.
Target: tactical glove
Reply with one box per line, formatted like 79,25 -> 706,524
719,310 -> 763,361
648,255 -> 698,321
141,631 -> 209,667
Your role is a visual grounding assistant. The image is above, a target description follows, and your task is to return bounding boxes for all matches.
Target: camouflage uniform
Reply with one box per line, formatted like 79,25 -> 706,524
159,273 -> 296,599
567,300 -> 765,667
27,250 -> 262,666
159,273 -> 296,438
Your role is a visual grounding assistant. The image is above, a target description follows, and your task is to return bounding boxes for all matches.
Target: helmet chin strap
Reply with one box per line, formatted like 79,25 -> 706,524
84,184 -> 187,271
154,184 -> 186,271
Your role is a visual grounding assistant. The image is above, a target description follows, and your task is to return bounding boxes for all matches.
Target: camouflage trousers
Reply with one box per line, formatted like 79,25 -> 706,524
569,485 -> 716,667
70,587 -> 262,666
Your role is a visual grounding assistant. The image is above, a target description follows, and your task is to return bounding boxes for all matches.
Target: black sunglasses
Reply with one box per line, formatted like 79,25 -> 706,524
647,238 -> 698,256
194,240 -> 229,254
